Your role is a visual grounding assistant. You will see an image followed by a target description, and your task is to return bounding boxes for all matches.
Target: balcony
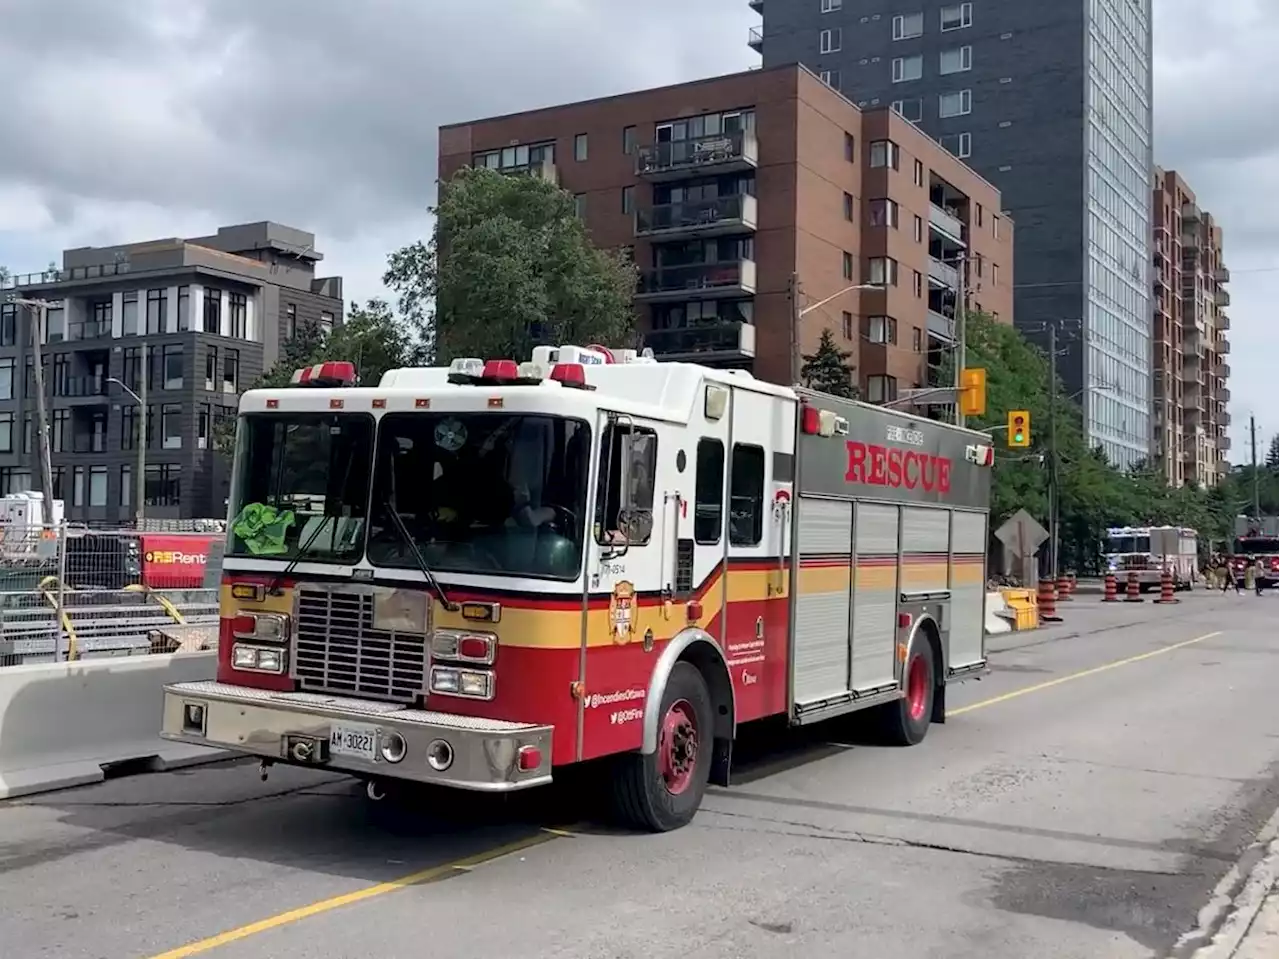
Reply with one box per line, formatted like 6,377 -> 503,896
635,259 -> 757,301
1214,265 -> 1230,283
634,194 -> 758,240
927,309 -> 956,342
1218,312 -> 1230,330
747,25 -> 763,52
1215,338 -> 1230,355
1219,385 -> 1231,402
1215,287 -> 1230,307
748,0 -> 763,11
57,375 -> 108,401
645,321 -> 756,363
1214,361 -> 1230,379
636,130 -> 759,182
928,204 -> 966,245
1217,434 -> 1231,452
1181,202 -> 1201,222
927,257 -> 960,289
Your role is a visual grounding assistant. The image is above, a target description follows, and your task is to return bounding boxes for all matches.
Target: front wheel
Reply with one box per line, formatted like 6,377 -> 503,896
880,641 -> 935,746
611,662 -> 713,832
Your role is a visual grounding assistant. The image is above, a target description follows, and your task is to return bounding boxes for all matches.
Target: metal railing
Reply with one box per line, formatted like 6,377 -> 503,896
0,523 -> 224,666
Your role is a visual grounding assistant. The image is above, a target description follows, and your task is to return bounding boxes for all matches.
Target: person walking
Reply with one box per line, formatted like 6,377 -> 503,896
1220,556 -> 1242,595
1254,557 -> 1267,596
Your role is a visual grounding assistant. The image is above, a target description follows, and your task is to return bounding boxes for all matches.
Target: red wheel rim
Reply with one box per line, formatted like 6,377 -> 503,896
658,699 -> 699,795
906,654 -> 929,721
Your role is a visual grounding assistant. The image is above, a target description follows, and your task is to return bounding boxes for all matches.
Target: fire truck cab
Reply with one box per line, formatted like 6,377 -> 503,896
160,347 -> 993,831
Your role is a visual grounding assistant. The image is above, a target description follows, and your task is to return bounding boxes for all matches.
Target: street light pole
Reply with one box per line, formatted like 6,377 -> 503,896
789,274 -> 885,385
1047,322 -> 1059,581
9,297 -> 55,527
107,375 -> 146,527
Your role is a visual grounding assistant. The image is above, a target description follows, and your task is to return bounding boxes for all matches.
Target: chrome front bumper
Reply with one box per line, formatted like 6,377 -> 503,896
161,681 -> 553,791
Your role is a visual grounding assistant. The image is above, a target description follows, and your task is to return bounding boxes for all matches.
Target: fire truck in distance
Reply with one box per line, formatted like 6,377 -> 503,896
160,346 -> 994,831
1231,515 -> 1278,589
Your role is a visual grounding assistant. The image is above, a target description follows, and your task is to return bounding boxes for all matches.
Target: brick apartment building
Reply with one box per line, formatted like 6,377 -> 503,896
1150,169 -> 1231,488
0,222 -> 343,523
438,64 -> 1013,399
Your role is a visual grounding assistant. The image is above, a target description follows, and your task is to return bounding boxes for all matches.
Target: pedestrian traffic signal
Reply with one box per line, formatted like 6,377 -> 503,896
1008,410 -> 1031,448
959,367 -> 987,417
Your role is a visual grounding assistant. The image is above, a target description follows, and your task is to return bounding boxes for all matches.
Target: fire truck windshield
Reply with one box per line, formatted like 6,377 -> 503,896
365,412 -> 591,581
228,412 -> 373,563
1107,534 -> 1150,554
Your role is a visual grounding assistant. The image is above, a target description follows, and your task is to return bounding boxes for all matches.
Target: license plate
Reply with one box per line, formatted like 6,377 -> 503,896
329,722 -> 379,761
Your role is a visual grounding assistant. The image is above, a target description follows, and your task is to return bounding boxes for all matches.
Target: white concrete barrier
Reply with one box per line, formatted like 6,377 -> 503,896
0,650 -> 231,800
983,591 -> 1013,635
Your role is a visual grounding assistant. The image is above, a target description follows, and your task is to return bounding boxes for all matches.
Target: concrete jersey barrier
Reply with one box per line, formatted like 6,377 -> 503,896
0,650 -> 230,800
983,590 -> 1013,634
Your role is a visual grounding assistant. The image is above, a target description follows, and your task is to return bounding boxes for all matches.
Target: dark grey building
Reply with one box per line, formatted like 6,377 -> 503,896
0,222 -> 343,523
753,0 -> 1153,467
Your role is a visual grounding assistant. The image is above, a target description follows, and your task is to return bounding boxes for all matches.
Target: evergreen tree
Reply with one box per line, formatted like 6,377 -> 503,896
799,328 -> 857,398
1267,434 -> 1279,472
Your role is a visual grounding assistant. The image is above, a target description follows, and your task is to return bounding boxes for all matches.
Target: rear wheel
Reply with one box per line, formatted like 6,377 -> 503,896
611,662 -> 713,832
880,641 -> 935,746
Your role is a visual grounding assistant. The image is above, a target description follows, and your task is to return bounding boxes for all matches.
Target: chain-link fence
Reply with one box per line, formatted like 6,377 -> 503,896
0,523 -> 224,667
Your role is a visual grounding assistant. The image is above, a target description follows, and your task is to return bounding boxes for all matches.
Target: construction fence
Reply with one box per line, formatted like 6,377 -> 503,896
0,522 -> 225,667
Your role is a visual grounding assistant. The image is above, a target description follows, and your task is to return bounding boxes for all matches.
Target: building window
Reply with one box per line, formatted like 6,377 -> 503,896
229,292 -> 247,338
622,185 -> 635,215
913,270 -> 923,297
975,203 -> 984,227
729,444 -> 765,547
892,98 -> 924,123
866,375 -> 898,404
842,251 -> 854,280
622,125 -> 636,155
473,142 -> 556,172
574,193 -> 587,218
223,350 -> 239,394
841,311 -> 855,340
574,133 -> 588,161
22,414 -> 31,455
0,358 -> 13,401
145,464 -> 182,508
940,45 -> 972,74
319,312 -> 334,335
163,344 -> 183,390
892,12 -> 923,39
940,132 -> 972,158
52,467 -> 65,501
843,192 -> 854,221
913,214 -> 924,242
205,348 -> 218,392
123,463 -> 133,507
203,288 -> 222,334
819,27 -> 842,53
864,315 -> 898,345
162,404 -> 183,449
939,90 -> 972,118
89,466 -> 108,508
52,409 -> 69,453
940,2 -> 972,31
198,406 -> 210,450
177,285 -> 190,331
0,412 -> 12,454
145,289 -> 166,334
913,327 -> 923,352
913,159 -> 924,187
121,406 -> 139,451
993,216 -> 1001,240
0,304 -> 15,347
869,199 -> 899,228
121,292 -> 139,335
892,55 -> 923,83
821,0 -> 842,10
992,263 -> 1000,286
844,132 -> 855,162
819,70 -> 841,88
285,303 -> 298,339
867,257 -> 899,287
72,466 -> 85,507
869,140 -> 900,169
122,347 -> 142,391
46,307 -> 65,342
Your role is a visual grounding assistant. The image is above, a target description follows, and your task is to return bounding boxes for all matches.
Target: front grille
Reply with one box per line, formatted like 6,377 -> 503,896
293,587 -> 428,703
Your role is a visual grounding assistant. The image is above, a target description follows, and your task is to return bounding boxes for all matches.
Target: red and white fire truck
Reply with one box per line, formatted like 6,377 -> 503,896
1230,515 -> 1278,589
160,346 -> 993,831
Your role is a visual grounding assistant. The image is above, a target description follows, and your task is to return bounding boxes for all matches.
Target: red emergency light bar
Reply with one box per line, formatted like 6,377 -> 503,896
291,361 -> 357,387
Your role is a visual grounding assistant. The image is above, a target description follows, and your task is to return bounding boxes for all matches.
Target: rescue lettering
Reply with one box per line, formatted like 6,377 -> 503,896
845,441 -> 952,493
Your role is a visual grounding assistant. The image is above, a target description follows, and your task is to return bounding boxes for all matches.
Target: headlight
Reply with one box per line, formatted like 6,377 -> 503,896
232,643 -> 286,674
429,666 -> 494,700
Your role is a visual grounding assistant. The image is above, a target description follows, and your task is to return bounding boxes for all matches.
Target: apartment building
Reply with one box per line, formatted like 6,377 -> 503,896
1150,169 -> 1230,487
753,0 -> 1154,468
438,64 -> 1013,400
0,222 -> 343,523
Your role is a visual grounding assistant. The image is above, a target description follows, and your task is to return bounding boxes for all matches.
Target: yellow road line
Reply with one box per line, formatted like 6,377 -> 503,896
145,828 -> 566,959
950,630 -> 1221,717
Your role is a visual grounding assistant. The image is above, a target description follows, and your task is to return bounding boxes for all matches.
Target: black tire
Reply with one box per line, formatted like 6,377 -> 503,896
880,640 -> 935,747
611,661 -> 713,832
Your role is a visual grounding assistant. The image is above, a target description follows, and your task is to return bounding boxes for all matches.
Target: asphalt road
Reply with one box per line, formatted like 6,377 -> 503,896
1,590 -> 1275,959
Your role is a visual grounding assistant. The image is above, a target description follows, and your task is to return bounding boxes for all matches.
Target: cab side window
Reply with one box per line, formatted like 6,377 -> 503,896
694,438 -> 724,545
594,422 -> 658,546
729,443 -> 765,546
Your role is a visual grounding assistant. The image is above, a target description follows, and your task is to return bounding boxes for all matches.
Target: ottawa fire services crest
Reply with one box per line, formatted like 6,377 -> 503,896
609,581 -> 637,644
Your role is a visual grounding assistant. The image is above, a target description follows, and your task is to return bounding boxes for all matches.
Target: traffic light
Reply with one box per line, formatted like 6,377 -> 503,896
959,368 -> 987,417
1007,410 -> 1031,448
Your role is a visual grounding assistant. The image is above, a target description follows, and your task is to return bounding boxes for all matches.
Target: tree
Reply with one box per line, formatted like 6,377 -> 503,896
1267,434 -> 1279,472
384,166 -> 638,363
799,328 -> 857,397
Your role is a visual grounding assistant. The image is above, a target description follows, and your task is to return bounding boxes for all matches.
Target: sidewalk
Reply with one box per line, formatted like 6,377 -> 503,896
1233,886 -> 1278,959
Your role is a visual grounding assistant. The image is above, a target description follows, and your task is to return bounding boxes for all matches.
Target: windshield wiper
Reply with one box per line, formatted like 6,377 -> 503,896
268,516 -> 338,596
383,499 -> 457,612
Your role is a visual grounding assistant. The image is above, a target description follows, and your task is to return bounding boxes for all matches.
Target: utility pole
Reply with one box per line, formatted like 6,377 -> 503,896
10,297 -> 55,527
953,253 -> 971,428
1250,414 -> 1259,522
788,271 -> 800,385
1047,322 -> 1059,580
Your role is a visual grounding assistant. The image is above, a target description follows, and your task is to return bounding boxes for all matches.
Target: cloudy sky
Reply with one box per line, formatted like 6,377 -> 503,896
0,0 -> 1274,459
